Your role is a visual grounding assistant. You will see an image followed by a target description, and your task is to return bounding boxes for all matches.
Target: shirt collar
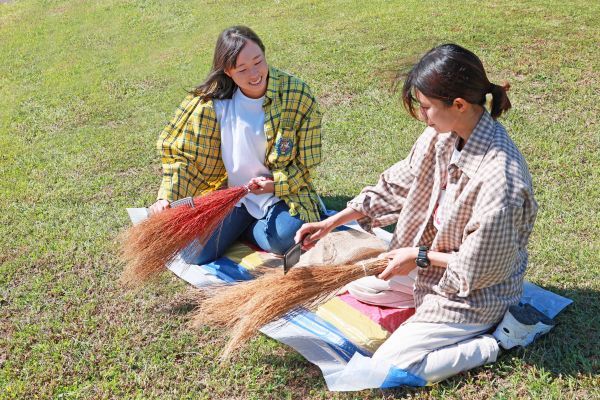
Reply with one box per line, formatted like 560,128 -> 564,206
454,110 -> 495,179
264,65 -> 279,105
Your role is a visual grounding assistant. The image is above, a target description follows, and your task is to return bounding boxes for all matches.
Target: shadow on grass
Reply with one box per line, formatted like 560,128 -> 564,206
508,284 -> 597,376
320,195 -> 353,212
168,300 -> 196,315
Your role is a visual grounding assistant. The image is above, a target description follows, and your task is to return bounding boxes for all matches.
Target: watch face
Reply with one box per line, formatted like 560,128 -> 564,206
416,258 -> 429,268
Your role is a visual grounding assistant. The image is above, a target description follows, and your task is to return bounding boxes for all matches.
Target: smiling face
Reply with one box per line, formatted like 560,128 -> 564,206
224,40 -> 268,99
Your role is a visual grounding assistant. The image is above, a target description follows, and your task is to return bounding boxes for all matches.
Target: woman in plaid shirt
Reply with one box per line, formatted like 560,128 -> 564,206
297,44 -> 539,385
149,26 -> 323,265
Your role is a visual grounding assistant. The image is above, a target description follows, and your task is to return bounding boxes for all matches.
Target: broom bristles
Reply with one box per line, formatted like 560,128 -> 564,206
187,266 -> 280,329
189,258 -> 389,360
120,186 -> 249,287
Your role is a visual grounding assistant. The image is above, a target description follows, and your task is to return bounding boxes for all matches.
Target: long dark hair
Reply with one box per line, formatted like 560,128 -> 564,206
402,44 -> 511,120
191,26 -> 266,101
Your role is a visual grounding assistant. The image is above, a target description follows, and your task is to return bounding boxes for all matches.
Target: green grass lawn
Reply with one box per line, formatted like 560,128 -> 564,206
1,0 -> 599,398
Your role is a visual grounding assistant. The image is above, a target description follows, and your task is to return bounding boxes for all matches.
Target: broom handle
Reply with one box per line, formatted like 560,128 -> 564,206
180,178 -> 270,207
169,197 -> 195,209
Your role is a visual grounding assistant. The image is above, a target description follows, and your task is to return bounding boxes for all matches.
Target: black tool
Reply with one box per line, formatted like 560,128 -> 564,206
283,241 -> 303,274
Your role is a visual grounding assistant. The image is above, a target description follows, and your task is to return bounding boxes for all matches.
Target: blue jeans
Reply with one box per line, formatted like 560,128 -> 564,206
181,201 -> 304,265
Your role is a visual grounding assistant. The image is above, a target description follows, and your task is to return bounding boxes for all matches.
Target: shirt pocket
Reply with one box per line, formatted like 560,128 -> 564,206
268,127 -> 297,165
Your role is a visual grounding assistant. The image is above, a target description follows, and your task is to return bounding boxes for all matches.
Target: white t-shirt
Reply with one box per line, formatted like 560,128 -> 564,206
433,146 -> 462,230
214,88 -> 280,219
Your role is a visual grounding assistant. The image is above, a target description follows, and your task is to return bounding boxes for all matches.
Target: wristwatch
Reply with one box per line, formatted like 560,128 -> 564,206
415,246 -> 430,269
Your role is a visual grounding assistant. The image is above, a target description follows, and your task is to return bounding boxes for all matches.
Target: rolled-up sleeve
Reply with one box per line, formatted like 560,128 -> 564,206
434,205 -> 529,297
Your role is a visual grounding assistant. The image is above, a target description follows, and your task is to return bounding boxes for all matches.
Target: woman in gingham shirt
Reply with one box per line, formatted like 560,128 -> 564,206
296,44 -> 538,384
149,26 -> 322,265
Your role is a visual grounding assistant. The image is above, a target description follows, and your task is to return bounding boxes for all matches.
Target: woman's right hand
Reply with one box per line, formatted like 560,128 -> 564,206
294,208 -> 366,251
148,199 -> 170,216
294,220 -> 334,251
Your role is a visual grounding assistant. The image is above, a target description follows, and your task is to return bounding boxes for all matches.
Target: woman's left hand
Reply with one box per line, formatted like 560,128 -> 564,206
247,176 -> 274,194
377,247 -> 419,280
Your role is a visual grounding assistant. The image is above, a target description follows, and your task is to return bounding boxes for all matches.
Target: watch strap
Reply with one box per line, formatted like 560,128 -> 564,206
416,245 -> 430,268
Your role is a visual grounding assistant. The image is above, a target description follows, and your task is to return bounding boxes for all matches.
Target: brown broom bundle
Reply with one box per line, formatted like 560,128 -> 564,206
120,185 -> 251,287
190,258 -> 389,359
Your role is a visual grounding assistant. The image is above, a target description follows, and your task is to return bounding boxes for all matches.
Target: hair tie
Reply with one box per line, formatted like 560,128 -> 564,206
489,82 -> 511,94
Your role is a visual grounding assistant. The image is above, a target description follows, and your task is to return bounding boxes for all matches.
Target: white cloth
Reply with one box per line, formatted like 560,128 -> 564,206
214,88 -> 280,219
346,272 -> 417,308
373,321 -> 499,383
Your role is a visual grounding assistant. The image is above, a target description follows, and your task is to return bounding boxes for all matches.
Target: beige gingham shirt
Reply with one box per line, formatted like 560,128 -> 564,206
348,111 -> 538,324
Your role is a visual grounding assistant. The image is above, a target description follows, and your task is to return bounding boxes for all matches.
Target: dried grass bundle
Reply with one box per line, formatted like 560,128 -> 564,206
190,258 -> 388,359
120,186 -> 249,287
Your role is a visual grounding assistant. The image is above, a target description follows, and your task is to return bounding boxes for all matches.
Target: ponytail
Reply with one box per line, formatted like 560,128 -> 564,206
489,81 -> 512,119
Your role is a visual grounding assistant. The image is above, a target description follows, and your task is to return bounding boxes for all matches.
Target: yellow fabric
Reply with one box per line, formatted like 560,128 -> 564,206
222,242 -> 255,264
157,66 -> 323,222
316,297 -> 390,353
239,251 -> 266,270
223,242 -> 279,270
238,252 -> 265,270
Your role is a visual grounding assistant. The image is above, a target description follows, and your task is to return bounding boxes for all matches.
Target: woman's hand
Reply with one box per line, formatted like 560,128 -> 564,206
247,176 -> 274,194
294,208 -> 367,251
148,199 -> 170,216
377,247 -> 419,280
294,220 -> 334,251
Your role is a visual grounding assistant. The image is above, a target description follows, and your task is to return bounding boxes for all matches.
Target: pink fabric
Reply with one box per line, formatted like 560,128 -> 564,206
339,292 -> 415,333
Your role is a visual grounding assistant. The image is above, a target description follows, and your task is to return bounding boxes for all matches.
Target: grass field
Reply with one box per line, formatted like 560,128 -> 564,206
1,0 -> 599,398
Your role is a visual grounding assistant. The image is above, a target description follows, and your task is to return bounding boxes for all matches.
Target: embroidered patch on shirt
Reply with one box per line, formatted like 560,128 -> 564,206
276,137 -> 294,156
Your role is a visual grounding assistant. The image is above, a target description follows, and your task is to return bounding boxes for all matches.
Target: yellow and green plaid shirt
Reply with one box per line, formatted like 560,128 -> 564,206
157,66 -> 323,222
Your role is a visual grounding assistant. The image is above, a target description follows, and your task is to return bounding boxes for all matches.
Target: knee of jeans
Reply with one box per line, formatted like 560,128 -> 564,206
260,204 -> 303,254
264,234 -> 294,255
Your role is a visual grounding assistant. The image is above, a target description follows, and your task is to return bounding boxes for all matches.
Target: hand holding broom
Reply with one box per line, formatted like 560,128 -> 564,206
120,177 -> 272,287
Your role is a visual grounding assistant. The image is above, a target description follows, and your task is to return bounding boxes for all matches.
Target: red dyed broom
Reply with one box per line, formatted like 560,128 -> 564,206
120,185 -> 253,287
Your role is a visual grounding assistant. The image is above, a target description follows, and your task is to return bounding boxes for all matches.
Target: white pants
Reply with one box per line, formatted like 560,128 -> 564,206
373,322 -> 499,383
347,275 -> 500,383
